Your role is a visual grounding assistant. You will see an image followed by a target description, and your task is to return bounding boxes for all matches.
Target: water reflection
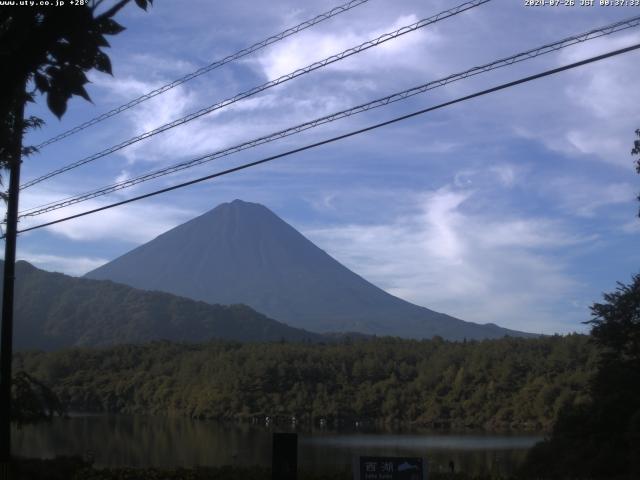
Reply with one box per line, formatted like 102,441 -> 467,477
13,415 -> 542,475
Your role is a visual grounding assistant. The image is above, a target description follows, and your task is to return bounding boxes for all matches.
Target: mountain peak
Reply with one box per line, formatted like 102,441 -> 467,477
219,199 -> 264,210
201,199 -> 282,227
230,198 -> 256,206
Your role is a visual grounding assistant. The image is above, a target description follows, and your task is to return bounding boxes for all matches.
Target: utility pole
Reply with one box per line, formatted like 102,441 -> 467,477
0,94 -> 25,478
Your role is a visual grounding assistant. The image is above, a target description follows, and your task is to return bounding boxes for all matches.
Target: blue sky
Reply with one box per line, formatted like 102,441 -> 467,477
9,0 -> 640,334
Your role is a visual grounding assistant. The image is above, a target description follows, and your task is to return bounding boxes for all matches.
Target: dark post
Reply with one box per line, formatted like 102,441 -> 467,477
0,95 -> 25,477
272,432 -> 297,480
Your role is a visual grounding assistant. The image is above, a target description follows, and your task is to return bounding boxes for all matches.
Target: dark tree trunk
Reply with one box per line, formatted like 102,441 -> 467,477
0,80 -> 26,471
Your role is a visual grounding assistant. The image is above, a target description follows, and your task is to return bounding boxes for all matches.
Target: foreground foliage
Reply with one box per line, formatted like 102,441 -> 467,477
11,371 -> 65,427
521,274 -> 640,479
11,456 -> 512,480
16,335 -> 595,430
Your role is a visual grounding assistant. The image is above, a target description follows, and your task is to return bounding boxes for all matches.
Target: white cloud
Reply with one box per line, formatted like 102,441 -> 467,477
91,70 -> 353,168
508,33 -> 640,167
419,188 -> 468,263
253,14 -> 442,81
124,53 -> 198,79
454,163 -> 524,190
490,164 -> 517,188
18,189 -> 195,244
542,177 -> 636,218
16,252 -> 108,276
621,218 -> 640,234
114,170 -> 130,184
304,187 -> 588,334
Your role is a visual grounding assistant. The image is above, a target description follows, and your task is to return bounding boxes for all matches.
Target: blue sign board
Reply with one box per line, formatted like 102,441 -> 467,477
353,456 -> 427,480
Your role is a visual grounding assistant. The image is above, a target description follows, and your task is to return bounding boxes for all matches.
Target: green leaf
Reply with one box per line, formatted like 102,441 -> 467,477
98,18 -> 125,35
34,72 -> 49,92
46,90 -> 68,119
23,116 -> 45,130
22,146 -> 39,157
62,66 -> 89,87
94,33 -> 110,48
94,51 -> 112,75
45,66 -> 59,77
74,84 -> 92,103
50,40 -> 73,62
65,77 -> 92,103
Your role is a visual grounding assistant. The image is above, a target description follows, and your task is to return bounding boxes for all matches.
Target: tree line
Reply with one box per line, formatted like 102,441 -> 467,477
15,334 -> 596,431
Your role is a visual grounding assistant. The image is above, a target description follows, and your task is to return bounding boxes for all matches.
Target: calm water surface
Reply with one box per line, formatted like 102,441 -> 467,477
13,415 -> 543,475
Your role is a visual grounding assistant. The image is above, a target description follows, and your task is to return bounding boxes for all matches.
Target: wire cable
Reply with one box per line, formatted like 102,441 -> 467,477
20,0 -> 490,190
14,42 -> 640,237
34,0 -> 373,150
18,14 -> 640,218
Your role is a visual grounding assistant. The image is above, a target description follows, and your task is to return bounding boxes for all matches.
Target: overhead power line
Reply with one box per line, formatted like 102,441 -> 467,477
20,0 -> 490,190
18,14 -> 640,219
13,42 -> 640,237
34,0 -> 373,150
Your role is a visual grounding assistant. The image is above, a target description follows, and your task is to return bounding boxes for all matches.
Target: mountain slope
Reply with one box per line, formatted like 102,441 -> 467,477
86,200 -> 532,340
2,261 -> 323,351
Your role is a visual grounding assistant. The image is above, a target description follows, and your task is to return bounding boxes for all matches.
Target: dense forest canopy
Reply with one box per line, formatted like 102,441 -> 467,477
1,261 -> 322,350
15,335 -> 596,431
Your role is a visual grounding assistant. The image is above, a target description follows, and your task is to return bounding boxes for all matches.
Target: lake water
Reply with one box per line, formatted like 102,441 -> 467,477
13,415 -> 543,476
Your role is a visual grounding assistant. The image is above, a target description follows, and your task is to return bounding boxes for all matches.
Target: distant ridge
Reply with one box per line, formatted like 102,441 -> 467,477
86,200 -> 534,340
1,260 -> 323,351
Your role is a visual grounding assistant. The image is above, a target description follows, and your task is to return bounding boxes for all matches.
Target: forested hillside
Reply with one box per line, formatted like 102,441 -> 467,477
15,335 -> 596,430
2,261 -> 323,350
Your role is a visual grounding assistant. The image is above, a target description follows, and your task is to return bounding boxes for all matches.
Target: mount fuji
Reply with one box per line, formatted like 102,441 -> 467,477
86,200 -> 532,340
